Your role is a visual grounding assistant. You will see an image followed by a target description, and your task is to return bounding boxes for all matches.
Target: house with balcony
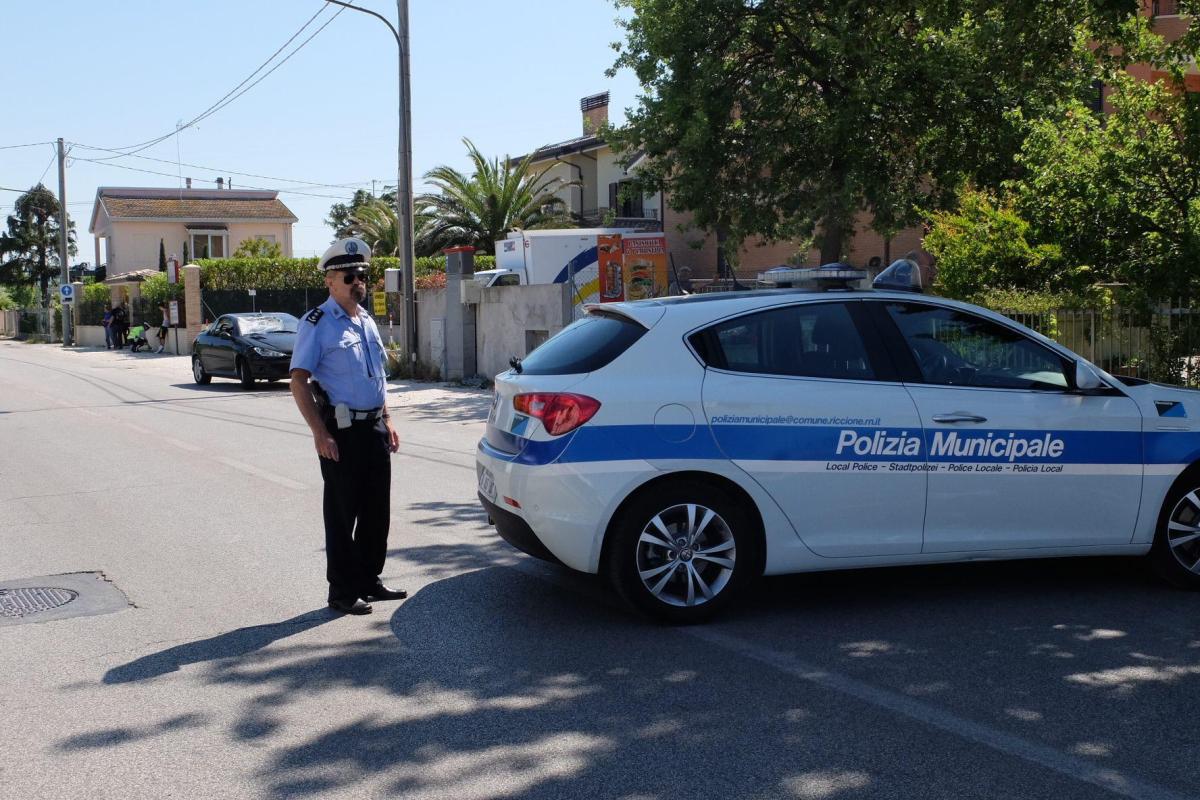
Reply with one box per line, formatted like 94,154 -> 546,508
521,93 -> 924,280
88,184 -> 298,279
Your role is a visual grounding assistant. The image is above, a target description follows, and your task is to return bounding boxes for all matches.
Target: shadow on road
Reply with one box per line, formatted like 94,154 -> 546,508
102,609 -> 337,684
396,389 -> 492,424
74,557 -> 1200,799
169,382 -> 291,394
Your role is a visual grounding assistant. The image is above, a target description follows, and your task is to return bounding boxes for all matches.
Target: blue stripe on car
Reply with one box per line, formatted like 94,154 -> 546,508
480,424 -> 1200,468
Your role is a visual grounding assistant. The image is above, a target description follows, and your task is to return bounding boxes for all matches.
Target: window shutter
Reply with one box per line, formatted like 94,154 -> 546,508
608,182 -> 618,211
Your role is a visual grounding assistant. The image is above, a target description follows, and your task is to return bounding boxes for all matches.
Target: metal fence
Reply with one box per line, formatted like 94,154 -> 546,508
5,308 -> 57,340
999,306 -> 1200,387
201,289 -> 321,323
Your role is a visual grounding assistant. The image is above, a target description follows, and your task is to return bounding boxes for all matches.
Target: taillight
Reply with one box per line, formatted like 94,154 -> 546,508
512,393 -> 601,436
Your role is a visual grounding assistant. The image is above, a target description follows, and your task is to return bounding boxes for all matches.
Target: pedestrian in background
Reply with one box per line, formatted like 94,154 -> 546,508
101,304 -> 114,349
289,238 -> 405,616
156,302 -> 169,353
127,321 -> 149,352
111,302 -> 128,348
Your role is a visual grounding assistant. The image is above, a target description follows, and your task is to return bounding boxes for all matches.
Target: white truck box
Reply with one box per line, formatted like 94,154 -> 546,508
494,228 -> 639,314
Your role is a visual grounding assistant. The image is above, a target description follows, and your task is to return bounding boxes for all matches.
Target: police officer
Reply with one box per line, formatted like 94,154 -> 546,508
289,237 -> 406,615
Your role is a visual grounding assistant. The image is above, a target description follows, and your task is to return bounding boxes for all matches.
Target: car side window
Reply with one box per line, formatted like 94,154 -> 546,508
884,303 -> 1068,391
216,318 -> 234,336
697,302 -> 876,381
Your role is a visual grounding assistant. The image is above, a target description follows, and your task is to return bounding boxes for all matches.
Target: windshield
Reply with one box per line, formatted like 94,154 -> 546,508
237,314 -> 299,335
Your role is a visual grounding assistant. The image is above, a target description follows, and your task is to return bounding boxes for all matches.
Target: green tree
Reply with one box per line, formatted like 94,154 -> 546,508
158,239 -> 167,272
232,236 -> 283,259
416,138 -> 577,254
1012,72 -> 1200,299
608,0 -> 1140,264
0,184 -> 76,308
341,197 -> 440,257
327,188 -> 396,240
925,189 -> 1068,299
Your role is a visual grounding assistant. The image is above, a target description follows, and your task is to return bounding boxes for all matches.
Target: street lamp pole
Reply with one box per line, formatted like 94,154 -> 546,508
324,0 -> 416,362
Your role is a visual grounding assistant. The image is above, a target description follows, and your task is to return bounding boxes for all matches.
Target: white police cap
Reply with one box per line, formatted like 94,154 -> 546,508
318,237 -> 371,271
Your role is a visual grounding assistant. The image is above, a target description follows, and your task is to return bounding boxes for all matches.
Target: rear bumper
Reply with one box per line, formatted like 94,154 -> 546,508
478,493 -> 564,565
476,438 -> 659,574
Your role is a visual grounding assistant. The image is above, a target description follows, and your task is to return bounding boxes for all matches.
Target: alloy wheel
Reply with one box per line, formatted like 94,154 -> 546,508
635,503 -> 736,607
1167,489 -> 1200,573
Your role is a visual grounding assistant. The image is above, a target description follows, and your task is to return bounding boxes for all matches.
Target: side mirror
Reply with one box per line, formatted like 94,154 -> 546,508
1075,361 -> 1104,392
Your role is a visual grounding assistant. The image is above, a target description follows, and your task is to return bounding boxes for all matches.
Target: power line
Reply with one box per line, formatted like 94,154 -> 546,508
91,3 -> 343,163
69,141 -> 377,192
0,141 -> 54,151
72,156 -> 359,201
36,146 -> 58,185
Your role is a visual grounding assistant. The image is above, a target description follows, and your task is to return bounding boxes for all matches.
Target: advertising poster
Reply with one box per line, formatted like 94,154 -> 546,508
598,234 -> 624,302
622,234 -> 669,300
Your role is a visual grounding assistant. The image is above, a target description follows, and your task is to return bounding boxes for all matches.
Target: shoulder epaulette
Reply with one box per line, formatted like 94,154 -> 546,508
305,308 -> 325,325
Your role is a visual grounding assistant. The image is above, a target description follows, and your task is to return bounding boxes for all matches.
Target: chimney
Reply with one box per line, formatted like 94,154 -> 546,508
216,177 -> 224,190
581,92 -> 609,135
185,177 -> 192,189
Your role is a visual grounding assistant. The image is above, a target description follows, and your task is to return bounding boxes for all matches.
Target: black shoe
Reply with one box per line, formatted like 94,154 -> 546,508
328,598 -> 372,615
366,583 -> 407,601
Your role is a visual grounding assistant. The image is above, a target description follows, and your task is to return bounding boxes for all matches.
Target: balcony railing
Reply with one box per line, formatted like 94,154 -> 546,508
577,207 -> 662,230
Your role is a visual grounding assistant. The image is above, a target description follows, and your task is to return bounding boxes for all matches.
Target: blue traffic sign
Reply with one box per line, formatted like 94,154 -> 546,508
59,284 -> 75,302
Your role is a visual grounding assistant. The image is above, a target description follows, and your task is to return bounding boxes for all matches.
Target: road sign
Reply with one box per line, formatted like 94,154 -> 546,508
168,301 -> 180,326
59,284 -> 74,303
373,293 -> 387,316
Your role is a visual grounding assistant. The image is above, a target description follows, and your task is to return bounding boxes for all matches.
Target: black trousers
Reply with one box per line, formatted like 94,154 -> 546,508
318,416 -> 391,603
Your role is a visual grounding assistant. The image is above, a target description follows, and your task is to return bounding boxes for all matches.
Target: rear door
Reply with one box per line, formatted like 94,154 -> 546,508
696,300 -> 928,557
871,300 -> 1143,552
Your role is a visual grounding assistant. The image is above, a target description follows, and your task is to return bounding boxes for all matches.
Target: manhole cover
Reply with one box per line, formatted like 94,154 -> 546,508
0,587 -> 79,618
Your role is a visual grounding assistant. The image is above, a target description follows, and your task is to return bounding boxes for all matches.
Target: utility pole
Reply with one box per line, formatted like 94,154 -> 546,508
57,138 -> 72,347
397,0 -> 415,364
325,0 -> 417,363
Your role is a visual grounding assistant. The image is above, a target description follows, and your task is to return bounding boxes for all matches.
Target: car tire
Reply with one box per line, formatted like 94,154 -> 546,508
1150,479 -> 1200,589
192,355 -> 211,385
605,480 -> 758,623
237,357 -> 255,389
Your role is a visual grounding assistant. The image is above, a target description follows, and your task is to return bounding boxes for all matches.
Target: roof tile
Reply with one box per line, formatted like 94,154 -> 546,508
102,197 -> 296,221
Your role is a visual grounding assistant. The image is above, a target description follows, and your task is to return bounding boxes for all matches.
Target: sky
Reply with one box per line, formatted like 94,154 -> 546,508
0,0 -> 643,263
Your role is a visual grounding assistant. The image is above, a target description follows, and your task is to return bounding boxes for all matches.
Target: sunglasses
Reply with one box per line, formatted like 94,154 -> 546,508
338,270 -> 368,285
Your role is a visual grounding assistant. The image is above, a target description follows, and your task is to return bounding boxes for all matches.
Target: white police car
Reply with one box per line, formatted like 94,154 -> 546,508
477,261 -> 1200,622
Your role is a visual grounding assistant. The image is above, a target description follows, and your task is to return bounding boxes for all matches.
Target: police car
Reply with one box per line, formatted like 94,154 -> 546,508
477,260 -> 1200,622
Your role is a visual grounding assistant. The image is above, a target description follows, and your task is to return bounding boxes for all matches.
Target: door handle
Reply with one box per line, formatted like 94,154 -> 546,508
932,412 -> 988,424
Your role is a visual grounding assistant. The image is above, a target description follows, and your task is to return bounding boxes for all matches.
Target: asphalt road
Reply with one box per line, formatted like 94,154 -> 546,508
1,340 -> 1199,800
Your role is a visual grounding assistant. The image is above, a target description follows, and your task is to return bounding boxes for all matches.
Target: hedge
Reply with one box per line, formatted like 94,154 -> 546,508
198,254 -> 496,291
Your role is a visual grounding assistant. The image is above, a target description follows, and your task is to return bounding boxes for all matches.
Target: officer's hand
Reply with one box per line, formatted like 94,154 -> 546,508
385,419 -> 400,453
315,431 -> 339,461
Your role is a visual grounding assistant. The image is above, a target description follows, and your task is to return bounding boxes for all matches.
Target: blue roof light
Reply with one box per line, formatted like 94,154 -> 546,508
872,258 -> 924,293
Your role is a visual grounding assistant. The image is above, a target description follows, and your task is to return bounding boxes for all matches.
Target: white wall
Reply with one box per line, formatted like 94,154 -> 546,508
75,324 -> 197,354
475,283 -> 572,379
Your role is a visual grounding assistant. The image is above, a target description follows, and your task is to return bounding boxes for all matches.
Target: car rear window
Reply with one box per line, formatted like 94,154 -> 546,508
517,312 -> 646,375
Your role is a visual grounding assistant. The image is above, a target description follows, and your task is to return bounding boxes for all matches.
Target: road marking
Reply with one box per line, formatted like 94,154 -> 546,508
685,627 -> 1193,800
511,560 -> 1192,800
214,457 -> 308,491
163,437 -> 202,453
123,422 -> 153,436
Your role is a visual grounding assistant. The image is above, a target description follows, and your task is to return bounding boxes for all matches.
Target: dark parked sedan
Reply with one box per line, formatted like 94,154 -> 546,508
192,312 -> 298,388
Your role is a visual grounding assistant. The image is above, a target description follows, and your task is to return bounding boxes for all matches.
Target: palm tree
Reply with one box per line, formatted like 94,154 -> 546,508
416,138 -> 577,255
346,197 -> 439,257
